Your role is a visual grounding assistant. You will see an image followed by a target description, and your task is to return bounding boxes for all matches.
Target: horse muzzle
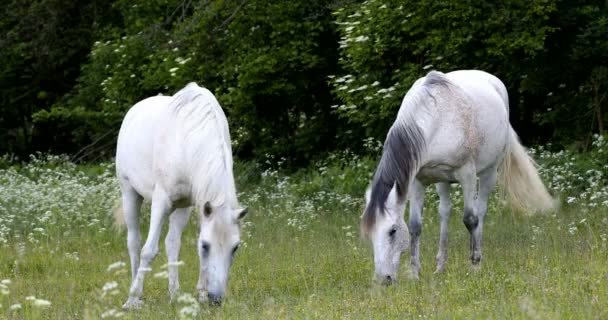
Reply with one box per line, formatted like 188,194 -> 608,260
208,293 -> 223,306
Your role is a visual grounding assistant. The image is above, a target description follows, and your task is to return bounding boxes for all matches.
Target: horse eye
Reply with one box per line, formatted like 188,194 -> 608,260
388,228 -> 397,237
231,244 -> 240,255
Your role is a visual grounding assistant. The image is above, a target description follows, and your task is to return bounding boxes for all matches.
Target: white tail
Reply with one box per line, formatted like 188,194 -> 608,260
498,127 -> 558,213
112,199 -> 126,229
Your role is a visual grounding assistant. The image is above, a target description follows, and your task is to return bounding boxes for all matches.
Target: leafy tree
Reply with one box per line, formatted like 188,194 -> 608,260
40,0 -> 347,164
332,0 -> 607,148
0,0 -> 118,157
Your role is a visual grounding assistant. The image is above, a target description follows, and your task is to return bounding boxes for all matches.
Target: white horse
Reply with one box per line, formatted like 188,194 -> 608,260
115,83 -> 248,309
361,70 -> 555,284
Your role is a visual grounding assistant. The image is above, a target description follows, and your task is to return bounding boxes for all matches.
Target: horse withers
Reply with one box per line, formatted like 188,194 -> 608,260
361,70 -> 556,284
115,83 -> 247,309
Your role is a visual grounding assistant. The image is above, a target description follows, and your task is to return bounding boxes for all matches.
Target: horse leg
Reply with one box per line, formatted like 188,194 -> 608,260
457,163 -> 480,265
165,207 -> 192,301
471,167 -> 498,266
434,182 -> 451,273
123,187 -> 172,310
121,185 -> 143,285
408,179 -> 425,279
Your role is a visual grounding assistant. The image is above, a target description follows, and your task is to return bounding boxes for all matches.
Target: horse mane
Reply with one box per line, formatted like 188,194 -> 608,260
168,83 -> 238,209
362,71 -> 451,235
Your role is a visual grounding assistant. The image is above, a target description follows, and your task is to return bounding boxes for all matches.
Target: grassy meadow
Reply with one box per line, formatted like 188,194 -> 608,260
0,140 -> 607,319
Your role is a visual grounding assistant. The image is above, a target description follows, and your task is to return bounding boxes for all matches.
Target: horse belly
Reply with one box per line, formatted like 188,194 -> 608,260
417,164 -> 458,184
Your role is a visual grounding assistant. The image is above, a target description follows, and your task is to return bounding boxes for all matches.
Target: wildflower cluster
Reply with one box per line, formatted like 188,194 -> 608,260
531,135 -> 608,210
0,155 -> 118,245
99,261 -> 127,319
177,293 -> 200,319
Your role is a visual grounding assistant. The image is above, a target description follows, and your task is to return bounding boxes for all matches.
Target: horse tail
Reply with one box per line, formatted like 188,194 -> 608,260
498,127 -> 557,213
112,198 -> 126,229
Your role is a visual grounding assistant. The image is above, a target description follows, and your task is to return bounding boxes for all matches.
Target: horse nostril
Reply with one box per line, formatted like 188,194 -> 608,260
208,293 -> 223,306
383,275 -> 394,286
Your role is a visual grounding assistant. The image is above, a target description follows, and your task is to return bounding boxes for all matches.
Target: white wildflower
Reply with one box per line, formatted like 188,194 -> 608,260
33,299 -> 51,307
107,261 -> 126,272
101,308 -> 125,318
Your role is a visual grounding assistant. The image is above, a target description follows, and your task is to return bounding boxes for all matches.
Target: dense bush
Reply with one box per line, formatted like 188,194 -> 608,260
0,0 -> 606,164
332,0 -> 608,145
31,0 -> 348,164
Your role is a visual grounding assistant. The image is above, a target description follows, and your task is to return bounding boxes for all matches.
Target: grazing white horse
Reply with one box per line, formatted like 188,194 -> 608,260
115,83 -> 248,309
361,70 -> 555,284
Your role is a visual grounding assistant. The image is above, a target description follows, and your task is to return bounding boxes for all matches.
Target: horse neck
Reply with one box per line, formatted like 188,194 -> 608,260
172,95 -> 238,209
191,158 -> 238,209
396,86 -> 435,133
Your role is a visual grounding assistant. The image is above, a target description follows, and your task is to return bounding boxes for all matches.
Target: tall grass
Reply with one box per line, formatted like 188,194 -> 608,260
0,137 -> 607,319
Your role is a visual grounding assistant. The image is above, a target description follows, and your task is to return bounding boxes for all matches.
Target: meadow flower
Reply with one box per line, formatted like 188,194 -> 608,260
101,308 -> 125,318
33,299 -> 51,307
101,281 -> 120,297
107,261 -> 126,272
177,293 -> 200,319
167,261 -> 185,267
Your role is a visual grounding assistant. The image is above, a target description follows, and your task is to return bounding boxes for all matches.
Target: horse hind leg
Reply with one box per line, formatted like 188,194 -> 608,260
456,163 -> 481,266
165,207 -> 192,301
120,185 -> 143,287
471,167 -> 498,267
434,182 -> 451,273
408,179 -> 425,279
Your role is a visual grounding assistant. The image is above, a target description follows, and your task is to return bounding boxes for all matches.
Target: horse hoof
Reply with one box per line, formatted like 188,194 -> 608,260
122,297 -> 144,310
408,270 -> 420,280
169,289 -> 180,303
470,263 -> 481,272
198,290 -> 208,303
434,266 -> 446,274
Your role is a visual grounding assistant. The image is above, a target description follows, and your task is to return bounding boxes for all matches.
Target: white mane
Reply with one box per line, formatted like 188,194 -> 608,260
168,83 -> 238,209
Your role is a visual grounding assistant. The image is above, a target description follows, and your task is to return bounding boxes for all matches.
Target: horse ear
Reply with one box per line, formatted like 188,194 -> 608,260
203,201 -> 213,217
386,183 -> 401,208
237,207 -> 248,220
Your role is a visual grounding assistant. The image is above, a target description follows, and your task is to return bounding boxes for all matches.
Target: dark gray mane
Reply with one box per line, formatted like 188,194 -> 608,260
362,71 -> 449,233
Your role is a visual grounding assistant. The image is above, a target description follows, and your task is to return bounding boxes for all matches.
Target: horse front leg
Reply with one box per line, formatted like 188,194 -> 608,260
408,179 -> 425,279
434,182 -> 452,273
123,187 -> 172,310
165,207 -> 192,301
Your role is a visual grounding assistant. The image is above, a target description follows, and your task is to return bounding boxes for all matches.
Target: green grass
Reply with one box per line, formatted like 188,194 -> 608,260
0,156 -> 607,319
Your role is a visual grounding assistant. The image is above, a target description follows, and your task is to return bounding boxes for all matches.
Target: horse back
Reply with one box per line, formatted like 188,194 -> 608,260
116,96 -> 173,200
418,70 -> 510,179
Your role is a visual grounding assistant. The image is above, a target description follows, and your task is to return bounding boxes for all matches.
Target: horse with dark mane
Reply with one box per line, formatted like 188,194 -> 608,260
362,70 -> 555,284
